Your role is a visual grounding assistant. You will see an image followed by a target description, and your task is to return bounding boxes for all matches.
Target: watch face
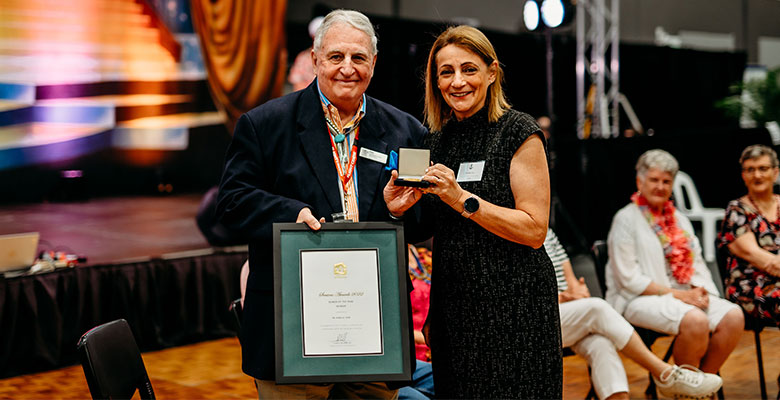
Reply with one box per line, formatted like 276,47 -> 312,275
464,197 -> 479,213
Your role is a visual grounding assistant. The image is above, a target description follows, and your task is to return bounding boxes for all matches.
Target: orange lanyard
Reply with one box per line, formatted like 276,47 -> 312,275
328,126 -> 359,190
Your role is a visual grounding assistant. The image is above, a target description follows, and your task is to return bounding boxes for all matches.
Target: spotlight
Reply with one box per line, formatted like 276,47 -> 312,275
523,0 -> 574,31
541,0 -> 565,28
523,0 -> 540,31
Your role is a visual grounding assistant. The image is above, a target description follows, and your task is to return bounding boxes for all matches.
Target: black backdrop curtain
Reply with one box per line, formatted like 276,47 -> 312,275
0,250 -> 247,378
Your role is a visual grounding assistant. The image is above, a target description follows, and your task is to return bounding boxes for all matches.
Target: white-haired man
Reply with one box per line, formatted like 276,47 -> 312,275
217,9 -> 427,398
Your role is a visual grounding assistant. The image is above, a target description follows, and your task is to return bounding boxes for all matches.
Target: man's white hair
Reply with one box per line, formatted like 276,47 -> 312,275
313,9 -> 378,56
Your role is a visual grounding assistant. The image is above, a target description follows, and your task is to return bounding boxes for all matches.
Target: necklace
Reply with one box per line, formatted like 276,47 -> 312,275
746,194 -> 780,221
324,115 -> 358,144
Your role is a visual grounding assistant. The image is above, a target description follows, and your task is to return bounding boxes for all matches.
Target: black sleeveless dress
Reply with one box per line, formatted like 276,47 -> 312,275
423,108 -> 562,399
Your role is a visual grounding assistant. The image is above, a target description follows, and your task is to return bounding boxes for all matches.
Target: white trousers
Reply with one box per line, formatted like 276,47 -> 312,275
623,293 -> 740,334
560,297 -> 635,400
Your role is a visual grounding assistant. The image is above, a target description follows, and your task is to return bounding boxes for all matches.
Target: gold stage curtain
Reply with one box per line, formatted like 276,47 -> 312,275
191,0 -> 288,133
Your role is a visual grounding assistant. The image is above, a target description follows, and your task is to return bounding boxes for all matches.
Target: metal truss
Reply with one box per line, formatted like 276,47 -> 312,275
576,0 -> 620,138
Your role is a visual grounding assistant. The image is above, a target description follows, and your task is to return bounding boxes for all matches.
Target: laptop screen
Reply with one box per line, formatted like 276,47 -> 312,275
0,232 -> 40,272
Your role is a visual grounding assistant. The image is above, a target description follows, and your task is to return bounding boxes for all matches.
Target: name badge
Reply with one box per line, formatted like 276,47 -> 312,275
456,161 -> 485,182
359,147 -> 388,164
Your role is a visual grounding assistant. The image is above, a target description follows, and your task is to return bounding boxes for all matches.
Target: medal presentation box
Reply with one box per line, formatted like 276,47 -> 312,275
272,222 -> 412,383
394,148 -> 432,188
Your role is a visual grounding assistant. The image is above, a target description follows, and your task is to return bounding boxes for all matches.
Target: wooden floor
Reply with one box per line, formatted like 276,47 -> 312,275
1,330 -> 777,399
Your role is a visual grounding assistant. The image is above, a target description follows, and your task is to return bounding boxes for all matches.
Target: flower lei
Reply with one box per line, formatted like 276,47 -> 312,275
631,192 -> 695,284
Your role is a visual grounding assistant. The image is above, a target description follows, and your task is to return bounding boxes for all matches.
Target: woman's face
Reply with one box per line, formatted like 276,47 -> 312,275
636,167 -> 674,210
741,155 -> 779,195
435,44 -> 496,121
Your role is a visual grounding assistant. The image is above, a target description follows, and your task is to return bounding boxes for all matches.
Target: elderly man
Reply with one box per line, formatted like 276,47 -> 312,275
217,9 -> 427,398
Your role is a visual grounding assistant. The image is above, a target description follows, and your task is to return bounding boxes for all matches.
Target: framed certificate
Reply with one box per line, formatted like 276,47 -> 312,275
272,221 -> 412,384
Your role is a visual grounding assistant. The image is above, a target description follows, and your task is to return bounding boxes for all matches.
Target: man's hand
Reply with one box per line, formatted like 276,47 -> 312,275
383,170 -> 422,216
296,207 -> 325,230
673,286 -> 709,309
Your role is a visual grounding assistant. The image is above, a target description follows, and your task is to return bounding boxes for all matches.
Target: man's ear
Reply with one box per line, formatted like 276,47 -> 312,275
311,49 -> 318,74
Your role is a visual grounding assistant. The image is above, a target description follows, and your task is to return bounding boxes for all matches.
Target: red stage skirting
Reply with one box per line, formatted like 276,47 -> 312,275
0,195 -> 247,378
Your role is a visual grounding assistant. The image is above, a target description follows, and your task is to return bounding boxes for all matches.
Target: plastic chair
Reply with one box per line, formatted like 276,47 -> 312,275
77,319 -> 155,400
672,171 -> 725,262
716,247 -> 780,400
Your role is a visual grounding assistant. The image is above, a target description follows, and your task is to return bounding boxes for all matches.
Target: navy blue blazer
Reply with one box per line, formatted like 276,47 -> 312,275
216,81 -> 427,380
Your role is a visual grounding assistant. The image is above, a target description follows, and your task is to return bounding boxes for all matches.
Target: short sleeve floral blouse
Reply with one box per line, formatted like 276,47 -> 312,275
717,197 -> 780,324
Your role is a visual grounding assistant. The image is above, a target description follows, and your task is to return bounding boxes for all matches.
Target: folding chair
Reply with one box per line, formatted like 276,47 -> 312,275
77,319 -> 155,400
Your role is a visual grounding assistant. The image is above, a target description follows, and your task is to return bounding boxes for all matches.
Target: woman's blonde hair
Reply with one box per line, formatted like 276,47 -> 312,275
423,25 -> 510,132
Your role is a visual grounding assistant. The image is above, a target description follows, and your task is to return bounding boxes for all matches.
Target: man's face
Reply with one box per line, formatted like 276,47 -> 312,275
312,23 -> 376,112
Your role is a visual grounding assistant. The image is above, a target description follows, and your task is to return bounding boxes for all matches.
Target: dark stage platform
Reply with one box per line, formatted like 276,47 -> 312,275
0,194 -> 248,378
0,194 -> 212,266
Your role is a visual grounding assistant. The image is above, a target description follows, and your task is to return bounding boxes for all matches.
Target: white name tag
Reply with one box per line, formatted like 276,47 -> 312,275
456,161 -> 485,182
359,147 -> 388,164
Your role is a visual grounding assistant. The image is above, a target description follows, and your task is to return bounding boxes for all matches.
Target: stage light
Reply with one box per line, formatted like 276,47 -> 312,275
541,0 -> 565,28
523,0 -> 540,31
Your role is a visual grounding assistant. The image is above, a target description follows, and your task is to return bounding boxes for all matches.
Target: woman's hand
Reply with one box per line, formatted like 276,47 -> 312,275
763,254 -> 780,277
569,277 -> 591,299
558,278 -> 590,304
672,286 -> 710,310
422,318 -> 431,349
728,232 -> 780,276
414,329 -> 426,345
383,170 -> 423,216
421,163 -> 463,207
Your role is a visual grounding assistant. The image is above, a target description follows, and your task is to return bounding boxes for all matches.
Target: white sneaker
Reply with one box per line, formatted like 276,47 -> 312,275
653,364 -> 723,399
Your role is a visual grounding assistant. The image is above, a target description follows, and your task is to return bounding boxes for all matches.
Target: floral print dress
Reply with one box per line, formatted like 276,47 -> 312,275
717,197 -> 780,325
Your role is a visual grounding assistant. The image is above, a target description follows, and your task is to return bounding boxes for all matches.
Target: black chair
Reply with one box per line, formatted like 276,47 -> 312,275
590,240 -> 675,399
77,319 -> 155,400
565,252 -> 604,400
593,241 -> 730,400
716,246 -> 780,400
229,298 -> 243,345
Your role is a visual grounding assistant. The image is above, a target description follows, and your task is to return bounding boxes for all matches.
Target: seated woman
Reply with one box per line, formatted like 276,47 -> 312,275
399,244 -> 434,400
717,144 -> 780,325
606,149 -> 744,375
545,229 -> 721,399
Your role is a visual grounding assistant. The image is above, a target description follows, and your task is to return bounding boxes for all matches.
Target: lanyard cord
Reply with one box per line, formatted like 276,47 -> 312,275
327,125 -> 359,192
